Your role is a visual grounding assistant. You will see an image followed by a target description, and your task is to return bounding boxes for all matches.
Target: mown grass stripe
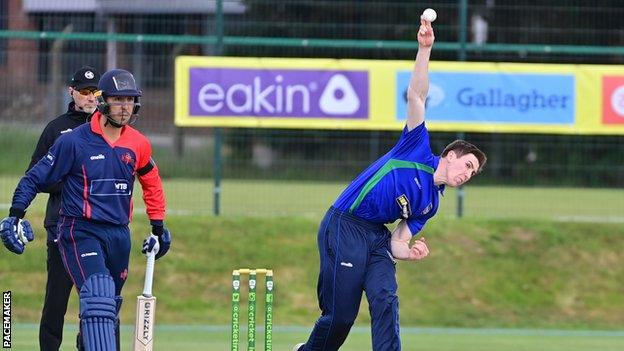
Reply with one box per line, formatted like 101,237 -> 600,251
12,323 -> 624,337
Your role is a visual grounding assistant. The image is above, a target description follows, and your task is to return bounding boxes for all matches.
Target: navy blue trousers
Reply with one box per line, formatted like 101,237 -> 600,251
56,216 -> 131,295
303,207 -> 401,351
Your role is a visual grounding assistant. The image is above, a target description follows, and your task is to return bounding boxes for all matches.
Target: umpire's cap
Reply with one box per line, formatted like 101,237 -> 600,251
70,66 -> 101,90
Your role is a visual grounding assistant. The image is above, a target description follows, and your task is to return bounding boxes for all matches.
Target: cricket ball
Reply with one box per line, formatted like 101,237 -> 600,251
422,8 -> 437,22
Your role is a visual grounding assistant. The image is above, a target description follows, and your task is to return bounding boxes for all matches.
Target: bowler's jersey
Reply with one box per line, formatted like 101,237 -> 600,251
333,122 -> 443,236
12,113 -> 165,225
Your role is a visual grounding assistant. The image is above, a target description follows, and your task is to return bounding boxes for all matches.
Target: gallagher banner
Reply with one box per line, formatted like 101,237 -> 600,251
175,56 -> 624,135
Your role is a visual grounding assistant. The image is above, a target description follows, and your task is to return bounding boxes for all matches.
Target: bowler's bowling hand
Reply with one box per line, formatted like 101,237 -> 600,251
418,19 -> 435,48
391,236 -> 430,261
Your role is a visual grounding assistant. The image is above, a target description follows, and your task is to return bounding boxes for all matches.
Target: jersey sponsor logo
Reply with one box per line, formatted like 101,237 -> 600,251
396,194 -> 411,219
413,176 -> 422,189
90,154 -> 106,160
121,152 -> 135,166
80,252 -> 98,258
421,202 -> 433,215
43,153 -> 55,166
59,128 -> 73,134
340,262 -> 354,268
90,179 -> 132,196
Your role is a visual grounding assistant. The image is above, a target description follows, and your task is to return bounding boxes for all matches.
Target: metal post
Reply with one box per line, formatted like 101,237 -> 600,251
216,0 -> 224,52
457,132 -> 465,218
456,0 -> 468,218
106,17 -> 117,69
370,130 -> 380,161
213,0 -> 225,216
132,18 -> 143,85
214,128 -> 222,216
458,0 -> 468,61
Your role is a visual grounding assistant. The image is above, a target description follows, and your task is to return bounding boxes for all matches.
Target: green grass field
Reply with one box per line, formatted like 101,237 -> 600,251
2,177 -> 624,350
9,324 -> 624,351
4,215 -> 624,349
1,176 -> 623,220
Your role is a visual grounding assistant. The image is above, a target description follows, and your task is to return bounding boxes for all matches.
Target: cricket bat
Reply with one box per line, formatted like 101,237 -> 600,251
133,251 -> 157,351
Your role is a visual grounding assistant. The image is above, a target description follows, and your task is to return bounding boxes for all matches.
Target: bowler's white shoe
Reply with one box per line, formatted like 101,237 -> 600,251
292,343 -> 305,351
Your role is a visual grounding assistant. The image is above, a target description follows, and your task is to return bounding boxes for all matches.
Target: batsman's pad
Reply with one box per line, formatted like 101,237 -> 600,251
79,274 -> 118,351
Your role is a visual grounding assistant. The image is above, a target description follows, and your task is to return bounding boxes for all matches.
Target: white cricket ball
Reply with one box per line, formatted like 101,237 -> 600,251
422,8 -> 437,22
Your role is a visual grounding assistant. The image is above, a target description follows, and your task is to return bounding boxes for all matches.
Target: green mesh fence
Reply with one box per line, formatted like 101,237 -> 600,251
0,0 -> 622,218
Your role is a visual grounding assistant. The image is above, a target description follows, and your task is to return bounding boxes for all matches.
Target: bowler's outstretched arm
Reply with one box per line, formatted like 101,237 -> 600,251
406,19 -> 435,131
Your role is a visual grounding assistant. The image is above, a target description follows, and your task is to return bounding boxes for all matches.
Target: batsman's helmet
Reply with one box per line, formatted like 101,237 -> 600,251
96,69 -> 141,127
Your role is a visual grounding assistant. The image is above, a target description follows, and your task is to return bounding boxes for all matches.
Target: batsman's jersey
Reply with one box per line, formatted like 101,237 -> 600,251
333,122 -> 442,236
12,113 -> 165,225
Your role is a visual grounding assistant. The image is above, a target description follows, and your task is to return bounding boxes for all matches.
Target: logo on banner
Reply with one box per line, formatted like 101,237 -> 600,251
189,68 -> 369,119
395,71 -> 575,124
426,83 -> 445,108
319,74 -> 361,114
602,76 -> 624,124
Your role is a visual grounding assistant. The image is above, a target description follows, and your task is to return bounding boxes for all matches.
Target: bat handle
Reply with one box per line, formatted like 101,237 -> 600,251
142,251 -> 156,297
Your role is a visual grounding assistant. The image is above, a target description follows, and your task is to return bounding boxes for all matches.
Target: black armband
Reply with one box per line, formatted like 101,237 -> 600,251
137,158 -> 155,176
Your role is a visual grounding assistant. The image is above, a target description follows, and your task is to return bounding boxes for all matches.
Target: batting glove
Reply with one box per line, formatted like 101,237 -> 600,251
0,208 -> 34,254
141,221 -> 171,260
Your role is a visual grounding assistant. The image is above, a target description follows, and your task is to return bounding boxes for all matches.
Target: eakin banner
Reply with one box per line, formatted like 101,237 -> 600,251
175,56 -> 624,135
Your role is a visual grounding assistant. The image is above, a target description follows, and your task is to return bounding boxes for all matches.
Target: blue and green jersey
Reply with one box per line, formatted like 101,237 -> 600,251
333,122 -> 443,236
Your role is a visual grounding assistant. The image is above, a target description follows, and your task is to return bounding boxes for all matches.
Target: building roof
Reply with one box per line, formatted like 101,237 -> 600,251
23,0 -> 245,14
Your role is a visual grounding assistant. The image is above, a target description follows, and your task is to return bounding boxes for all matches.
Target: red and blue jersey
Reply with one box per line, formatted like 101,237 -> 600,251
12,112 -> 165,225
333,122 -> 443,236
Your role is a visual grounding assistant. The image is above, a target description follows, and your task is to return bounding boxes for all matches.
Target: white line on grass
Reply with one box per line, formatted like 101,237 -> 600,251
555,215 -> 624,223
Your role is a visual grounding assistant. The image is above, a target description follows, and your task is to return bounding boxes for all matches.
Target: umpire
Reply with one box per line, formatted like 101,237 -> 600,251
30,66 -> 100,350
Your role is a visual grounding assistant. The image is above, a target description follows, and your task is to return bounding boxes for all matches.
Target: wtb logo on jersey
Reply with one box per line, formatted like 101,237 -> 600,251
121,152 -> 135,166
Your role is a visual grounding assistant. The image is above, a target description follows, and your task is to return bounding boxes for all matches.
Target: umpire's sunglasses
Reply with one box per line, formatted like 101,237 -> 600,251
74,88 -> 98,96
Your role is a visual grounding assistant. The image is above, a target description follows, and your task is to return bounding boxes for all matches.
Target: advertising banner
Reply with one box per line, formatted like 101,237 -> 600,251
175,56 -> 624,135
395,72 -> 575,125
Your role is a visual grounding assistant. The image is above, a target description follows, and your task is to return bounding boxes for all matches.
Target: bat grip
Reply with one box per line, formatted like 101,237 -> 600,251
142,251 -> 156,297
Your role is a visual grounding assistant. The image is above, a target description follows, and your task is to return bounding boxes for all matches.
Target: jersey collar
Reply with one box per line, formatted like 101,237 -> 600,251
90,112 -> 128,146
432,155 -> 446,196
90,112 -> 102,134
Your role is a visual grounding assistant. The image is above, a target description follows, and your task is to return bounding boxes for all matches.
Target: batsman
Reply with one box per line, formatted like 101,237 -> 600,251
294,17 -> 487,351
0,69 -> 172,351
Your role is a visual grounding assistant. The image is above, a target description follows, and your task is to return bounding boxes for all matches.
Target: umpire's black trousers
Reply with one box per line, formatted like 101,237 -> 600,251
39,226 -> 73,351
